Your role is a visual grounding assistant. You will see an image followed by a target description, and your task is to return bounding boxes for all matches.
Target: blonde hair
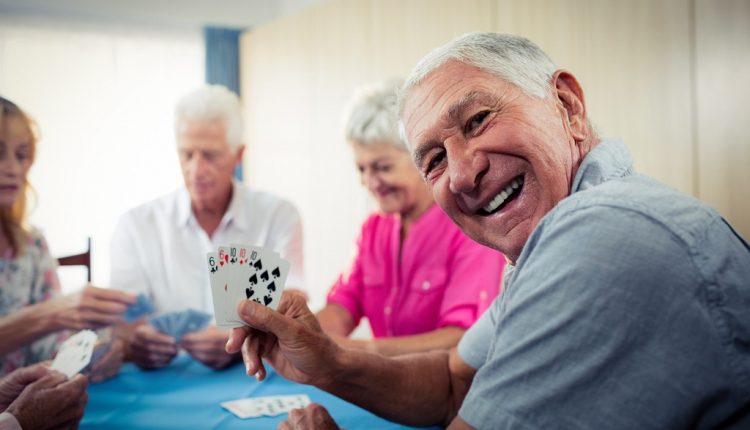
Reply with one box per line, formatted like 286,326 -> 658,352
0,97 -> 37,253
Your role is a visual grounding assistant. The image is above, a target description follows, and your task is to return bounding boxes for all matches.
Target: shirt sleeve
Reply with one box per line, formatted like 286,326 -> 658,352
325,223 -> 367,326
0,412 -> 22,430
109,213 -> 151,296
459,204 -> 723,430
437,232 -> 505,330
266,200 -> 306,292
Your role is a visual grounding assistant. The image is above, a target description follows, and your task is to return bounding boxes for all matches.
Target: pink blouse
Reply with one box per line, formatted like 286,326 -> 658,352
327,204 -> 505,337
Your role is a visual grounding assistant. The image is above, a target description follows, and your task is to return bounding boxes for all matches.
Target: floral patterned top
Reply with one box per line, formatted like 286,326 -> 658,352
0,228 -> 64,376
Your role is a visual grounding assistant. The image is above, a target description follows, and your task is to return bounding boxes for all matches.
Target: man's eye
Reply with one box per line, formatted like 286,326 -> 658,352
465,111 -> 490,134
424,150 -> 446,176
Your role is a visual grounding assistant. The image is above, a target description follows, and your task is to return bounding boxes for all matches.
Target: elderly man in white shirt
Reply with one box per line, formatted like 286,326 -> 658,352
111,85 -> 304,370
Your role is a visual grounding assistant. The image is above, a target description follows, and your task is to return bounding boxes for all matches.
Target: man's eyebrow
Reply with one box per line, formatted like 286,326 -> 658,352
446,90 -> 493,125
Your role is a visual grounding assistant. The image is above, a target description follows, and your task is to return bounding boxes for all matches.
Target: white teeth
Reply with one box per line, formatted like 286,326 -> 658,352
482,177 -> 524,213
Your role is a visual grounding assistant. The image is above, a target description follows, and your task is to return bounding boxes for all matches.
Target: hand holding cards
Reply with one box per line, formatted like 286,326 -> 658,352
207,244 -> 291,328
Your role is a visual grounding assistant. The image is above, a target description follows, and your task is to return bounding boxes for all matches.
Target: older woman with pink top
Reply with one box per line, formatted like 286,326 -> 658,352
315,81 -> 505,356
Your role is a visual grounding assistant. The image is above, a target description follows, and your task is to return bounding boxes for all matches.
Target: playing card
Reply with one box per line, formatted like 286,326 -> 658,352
221,394 -> 311,419
123,293 -> 155,322
149,309 -> 211,340
207,252 -> 236,328
227,244 -> 273,323
51,330 -> 98,378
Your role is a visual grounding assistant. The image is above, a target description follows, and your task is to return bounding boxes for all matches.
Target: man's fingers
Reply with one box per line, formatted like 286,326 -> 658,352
237,300 -> 298,343
226,326 -> 251,353
27,372 -> 67,390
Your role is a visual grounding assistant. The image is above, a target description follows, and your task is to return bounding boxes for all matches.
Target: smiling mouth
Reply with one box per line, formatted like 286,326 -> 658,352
478,176 -> 524,216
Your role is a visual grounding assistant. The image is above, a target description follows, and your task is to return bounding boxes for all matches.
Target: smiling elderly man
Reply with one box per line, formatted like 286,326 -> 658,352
227,33 -> 750,430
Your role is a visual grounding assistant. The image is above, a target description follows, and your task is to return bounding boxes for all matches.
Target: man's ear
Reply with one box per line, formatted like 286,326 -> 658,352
552,70 -> 587,142
235,145 -> 246,166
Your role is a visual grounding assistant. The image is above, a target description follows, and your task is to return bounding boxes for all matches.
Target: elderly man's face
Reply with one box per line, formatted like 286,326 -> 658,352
177,120 -> 242,212
403,61 -> 585,262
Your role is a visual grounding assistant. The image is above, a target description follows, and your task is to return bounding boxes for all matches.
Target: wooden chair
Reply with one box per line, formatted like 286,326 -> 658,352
57,237 -> 91,282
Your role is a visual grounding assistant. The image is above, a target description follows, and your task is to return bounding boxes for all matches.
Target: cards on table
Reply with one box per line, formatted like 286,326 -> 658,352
51,329 -> 98,378
149,309 -> 212,340
207,244 -> 291,328
221,394 -> 311,419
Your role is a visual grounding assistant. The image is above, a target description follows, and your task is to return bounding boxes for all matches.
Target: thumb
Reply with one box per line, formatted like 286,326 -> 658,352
236,300 -> 296,342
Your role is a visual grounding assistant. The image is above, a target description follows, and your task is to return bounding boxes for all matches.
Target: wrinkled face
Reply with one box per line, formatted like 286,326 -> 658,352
0,115 -> 33,208
403,61 -> 583,261
352,141 -> 429,215
177,120 -> 242,211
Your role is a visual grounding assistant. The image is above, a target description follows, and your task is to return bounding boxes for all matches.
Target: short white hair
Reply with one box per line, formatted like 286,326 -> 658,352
174,84 -> 243,148
343,78 -> 406,151
401,32 -> 557,110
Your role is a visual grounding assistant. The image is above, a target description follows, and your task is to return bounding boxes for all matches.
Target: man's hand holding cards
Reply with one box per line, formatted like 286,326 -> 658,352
207,244 -> 291,328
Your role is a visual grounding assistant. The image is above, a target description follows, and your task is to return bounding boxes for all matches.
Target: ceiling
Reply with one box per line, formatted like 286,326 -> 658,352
0,0 -> 322,31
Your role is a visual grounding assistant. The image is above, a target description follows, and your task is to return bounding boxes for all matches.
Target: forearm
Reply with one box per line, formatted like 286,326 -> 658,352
0,303 -> 59,356
367,326 -> 464,356
316,304 -> 354,337
320,348 -> 456,427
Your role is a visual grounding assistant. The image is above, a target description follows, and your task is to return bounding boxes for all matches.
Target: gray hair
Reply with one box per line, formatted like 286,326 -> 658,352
401,32 -> 557,109
343,79 -> 406,151
174,84 -> 243,149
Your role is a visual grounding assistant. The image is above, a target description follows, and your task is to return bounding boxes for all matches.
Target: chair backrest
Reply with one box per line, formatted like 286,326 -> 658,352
56,237 -> 91,282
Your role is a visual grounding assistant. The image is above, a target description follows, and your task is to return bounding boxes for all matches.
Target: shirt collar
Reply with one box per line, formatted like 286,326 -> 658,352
570,138 -> 633,194
177,181 -> 248,231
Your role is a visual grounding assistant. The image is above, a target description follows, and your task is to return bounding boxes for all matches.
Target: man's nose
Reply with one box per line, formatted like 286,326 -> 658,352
445,139 -> 486,195
189,154 -> 209,177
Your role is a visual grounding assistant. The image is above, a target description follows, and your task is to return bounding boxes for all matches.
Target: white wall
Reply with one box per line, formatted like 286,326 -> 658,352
0,20 -> 203,293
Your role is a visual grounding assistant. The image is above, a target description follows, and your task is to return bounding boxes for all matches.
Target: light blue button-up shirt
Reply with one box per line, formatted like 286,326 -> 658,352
459,139 -> 750,429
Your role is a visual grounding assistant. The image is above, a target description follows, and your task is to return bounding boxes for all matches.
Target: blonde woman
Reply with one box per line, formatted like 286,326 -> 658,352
0,96 -> 135,380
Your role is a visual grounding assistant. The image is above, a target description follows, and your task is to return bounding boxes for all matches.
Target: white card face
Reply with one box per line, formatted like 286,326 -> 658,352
51,330 -> 98,378
217,246 -> 239,327
231,246 -> 285,315
207,252 -> 233,328
221,394 -> 311,419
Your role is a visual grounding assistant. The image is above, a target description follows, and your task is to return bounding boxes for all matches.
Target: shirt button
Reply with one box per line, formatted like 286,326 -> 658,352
422,281 -> 431,290
480,290 -> 488,301
384,306 -> 391,315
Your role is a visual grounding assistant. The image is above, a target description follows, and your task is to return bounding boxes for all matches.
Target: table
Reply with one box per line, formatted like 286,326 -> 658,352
81,354 -> 441,430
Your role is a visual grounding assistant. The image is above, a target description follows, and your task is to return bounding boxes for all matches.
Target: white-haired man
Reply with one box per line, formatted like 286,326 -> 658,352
226,33 -> 750,429
111,85 -> 305,370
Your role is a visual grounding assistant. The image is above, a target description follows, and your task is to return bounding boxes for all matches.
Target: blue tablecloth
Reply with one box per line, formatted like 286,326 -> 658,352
82,354 -> 440,430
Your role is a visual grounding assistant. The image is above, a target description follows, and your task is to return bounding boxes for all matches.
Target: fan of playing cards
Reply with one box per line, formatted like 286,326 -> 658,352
208,244 -> 290,328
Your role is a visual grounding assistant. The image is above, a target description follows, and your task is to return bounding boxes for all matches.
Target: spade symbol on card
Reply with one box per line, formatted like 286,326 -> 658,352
267,281 -> 276,292
272,267 -> 280,279
263,294 -> 273,306
252,298 -> 261,304
253,259 -> 263,271
260,271 -> 269,282
249,274 -> 258,285
245,287 -> 254,299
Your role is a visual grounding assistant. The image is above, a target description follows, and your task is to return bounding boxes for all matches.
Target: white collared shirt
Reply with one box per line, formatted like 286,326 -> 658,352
109,181 -> 305,315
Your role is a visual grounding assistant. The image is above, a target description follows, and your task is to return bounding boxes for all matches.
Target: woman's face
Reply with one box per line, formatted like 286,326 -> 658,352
352,141 -> 430,215
0,115 -> 33,208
